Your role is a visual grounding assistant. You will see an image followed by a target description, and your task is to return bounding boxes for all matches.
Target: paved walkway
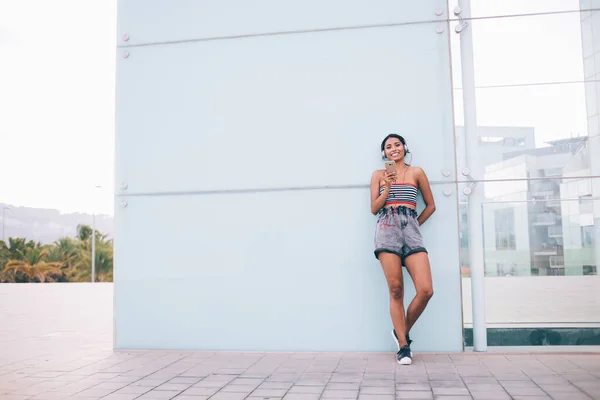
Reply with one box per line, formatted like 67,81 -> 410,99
1,284 -> 599,400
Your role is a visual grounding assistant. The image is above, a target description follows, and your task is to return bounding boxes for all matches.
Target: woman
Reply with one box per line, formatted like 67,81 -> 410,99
370,134 -> 436,365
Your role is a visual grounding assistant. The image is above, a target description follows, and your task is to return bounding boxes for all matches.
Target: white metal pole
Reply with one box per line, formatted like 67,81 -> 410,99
91,185 -> 102,283
92,213 -> 96,283
456,0 -> 488,351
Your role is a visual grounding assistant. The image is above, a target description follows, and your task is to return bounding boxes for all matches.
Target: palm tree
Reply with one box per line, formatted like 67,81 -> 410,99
0,226 -> 113,283
3,247 -> 63,283
71,242 -> 113,282
72,228 -> 113,282
1,238 -> 43,282
76,224 -> 93,243
4,238 -> 40,259
0,240 -> 11,282
6,238 -> 26,260
46,237 -> 80,278
0,240 -> 9,270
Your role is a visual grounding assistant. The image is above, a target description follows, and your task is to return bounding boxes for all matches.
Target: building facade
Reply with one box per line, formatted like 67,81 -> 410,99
114,1 -> 600,351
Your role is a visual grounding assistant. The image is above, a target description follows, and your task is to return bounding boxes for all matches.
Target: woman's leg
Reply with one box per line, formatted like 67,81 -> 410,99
403,252 -> 434,334
378,252 -> 408,347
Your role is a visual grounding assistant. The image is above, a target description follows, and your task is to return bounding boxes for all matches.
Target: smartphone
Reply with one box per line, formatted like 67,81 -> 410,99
384,161 -> 396,174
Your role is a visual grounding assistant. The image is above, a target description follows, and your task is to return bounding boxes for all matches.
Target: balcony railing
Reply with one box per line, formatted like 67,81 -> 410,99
548,225 -> 563,238
550,256 -> 564,268
533,213 -> 557,225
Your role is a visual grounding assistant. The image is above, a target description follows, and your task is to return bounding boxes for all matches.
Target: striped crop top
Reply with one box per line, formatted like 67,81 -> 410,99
379,183 -> 418,207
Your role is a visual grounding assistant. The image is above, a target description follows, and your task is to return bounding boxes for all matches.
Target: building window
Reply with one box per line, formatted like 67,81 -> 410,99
479,136 -> 504,145
495,208 -> 516,250
583,265 -> 597,276
579,195 -> 593,214
582,226 -> 595,248
544,167 -> 563,177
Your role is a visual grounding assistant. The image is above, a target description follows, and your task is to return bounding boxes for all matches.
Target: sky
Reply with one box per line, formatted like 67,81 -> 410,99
0,0 -> 590,216
450,0 -> 588,144
0,0 -> 116,215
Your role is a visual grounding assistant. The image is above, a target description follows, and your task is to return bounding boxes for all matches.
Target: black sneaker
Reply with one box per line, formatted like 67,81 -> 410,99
397,345 -> 412,365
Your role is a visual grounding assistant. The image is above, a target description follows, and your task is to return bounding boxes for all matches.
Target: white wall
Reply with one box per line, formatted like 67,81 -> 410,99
114,0 -> 463,352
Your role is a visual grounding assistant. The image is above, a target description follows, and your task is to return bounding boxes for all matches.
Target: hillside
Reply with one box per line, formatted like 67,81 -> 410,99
0,203 -> 113,245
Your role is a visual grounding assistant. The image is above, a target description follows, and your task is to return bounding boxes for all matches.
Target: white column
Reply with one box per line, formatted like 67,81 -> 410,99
580,3 -> 600,274
457,0 -> 488,351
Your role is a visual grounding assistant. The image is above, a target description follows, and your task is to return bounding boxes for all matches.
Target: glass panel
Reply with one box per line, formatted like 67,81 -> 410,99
460,177 -> 600,328
453,82 -> 595,181
447,0 -> 591,20
473,13 -> 586,86
117,0 -> 448,46
116,22 -> 456,194
451,10 -> 600,182
450,11 -> 590,88
460,177 -> 599,276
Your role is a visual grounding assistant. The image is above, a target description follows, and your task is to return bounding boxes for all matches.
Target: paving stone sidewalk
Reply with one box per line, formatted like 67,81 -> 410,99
1,350 -> 600,400
1,284 -> 599,400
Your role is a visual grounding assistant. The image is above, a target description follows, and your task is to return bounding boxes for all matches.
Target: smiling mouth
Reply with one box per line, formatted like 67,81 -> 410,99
391,152 -> 400,157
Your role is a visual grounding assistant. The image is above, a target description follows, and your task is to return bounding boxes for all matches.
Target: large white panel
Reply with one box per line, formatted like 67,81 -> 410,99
114,185 -> 462,352
117,0 -> 447,46
115,24 -> 456,194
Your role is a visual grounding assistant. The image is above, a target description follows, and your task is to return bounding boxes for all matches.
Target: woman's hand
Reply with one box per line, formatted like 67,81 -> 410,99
371,170 -> 394,214
383,171 -> 396,187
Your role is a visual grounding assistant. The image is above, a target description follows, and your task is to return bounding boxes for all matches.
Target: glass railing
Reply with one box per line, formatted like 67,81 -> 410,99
462,192 -> 598,329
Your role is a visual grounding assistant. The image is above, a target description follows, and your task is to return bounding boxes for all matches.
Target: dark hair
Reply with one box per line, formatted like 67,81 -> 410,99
380,134 -> 406,152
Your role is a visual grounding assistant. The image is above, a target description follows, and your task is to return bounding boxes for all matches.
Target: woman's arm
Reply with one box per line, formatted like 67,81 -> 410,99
415,167 -> 436,225
370,170 -> 390,215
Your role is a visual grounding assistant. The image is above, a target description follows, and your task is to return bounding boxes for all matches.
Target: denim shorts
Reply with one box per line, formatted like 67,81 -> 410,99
374,206 -> 427,265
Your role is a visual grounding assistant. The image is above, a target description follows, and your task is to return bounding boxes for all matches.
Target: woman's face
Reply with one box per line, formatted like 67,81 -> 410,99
383,138 -> 405,161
